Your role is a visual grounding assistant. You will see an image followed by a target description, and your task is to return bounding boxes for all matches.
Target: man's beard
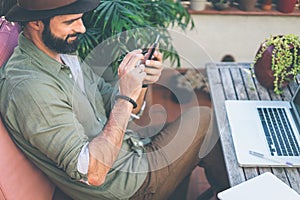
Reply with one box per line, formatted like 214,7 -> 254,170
42,25 -> 80,54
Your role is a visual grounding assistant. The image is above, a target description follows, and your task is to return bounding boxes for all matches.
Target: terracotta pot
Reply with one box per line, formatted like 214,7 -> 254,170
254,45 -> 276,89
238,0 -> 257,11
254,42 -> 296,90
261,0 -> 272,11
277,0 -> 297,13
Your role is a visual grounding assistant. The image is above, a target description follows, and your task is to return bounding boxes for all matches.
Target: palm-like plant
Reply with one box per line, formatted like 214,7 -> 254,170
78,0 -> 194,72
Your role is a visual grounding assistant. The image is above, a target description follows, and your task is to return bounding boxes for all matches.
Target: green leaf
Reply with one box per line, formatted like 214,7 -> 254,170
79,0 -> 194,72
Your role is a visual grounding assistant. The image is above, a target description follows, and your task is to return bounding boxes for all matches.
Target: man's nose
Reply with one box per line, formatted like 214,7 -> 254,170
74,18 -> 86,34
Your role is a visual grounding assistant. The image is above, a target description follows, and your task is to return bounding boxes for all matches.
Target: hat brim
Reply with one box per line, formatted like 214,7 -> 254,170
6,0 -> 100,22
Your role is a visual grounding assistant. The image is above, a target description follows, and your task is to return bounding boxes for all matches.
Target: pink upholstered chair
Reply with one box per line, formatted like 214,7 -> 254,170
0,16 -> 20,67
0,118 -> 55,200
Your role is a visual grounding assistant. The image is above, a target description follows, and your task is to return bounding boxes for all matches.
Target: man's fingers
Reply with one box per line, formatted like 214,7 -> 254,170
119,50 -> 143,75
152,50 -> 162,62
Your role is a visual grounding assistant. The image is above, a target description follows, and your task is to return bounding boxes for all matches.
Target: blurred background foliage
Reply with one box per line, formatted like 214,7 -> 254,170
78,0 -> 194,72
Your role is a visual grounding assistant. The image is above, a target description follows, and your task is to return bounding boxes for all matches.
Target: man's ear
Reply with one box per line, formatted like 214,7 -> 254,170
27,20 -> 44,31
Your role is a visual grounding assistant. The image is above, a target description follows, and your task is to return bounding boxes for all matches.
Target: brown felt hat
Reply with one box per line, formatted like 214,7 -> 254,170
6,0 -> 100,22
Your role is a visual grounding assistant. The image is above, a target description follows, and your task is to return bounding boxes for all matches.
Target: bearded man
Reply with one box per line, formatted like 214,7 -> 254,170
0,0 -> 228,199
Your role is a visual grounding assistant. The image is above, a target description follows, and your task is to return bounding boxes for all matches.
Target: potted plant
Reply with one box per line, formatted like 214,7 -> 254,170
77,0 -> 194,76
238,0 -> 258,11
169,68 -> 210,104
190,0 -> 207,11
276,0 -> 297,13
253,34 -> 300,94
210,0 -> 230,10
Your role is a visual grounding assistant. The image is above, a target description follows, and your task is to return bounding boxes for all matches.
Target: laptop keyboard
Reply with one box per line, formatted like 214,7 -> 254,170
257,107 -> 300,156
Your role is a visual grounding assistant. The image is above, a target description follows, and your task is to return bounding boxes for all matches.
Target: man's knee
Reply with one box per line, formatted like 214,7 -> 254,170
181,106 -> 212,138
146,106 -> 212,169
172,106 -> 213,159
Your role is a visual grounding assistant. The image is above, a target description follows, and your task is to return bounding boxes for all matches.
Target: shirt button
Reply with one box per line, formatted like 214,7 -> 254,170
97,117 -> 101,122
69,74 -> 72,78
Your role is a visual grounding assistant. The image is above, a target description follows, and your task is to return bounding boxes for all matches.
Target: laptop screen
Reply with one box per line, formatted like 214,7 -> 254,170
291,85 -> 300,123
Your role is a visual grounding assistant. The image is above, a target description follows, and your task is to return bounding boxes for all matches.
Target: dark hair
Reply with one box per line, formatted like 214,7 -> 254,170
1,0 -> 17,16
19,16 -> 52,29
41,17 -> 51,27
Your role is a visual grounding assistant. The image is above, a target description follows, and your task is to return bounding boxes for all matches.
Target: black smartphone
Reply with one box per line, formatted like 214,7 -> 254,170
141,35 -> 160,88
147,34 -> 160,60
143,34 -> 160,61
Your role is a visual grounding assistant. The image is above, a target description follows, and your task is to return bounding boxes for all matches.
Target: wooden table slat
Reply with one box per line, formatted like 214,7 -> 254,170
285,168 -> 300,192
219,68 -> 237,100
207,64 -> 245,186
239,67 -> 259,100
272,168 -> 291,186
230,68 -> 248,100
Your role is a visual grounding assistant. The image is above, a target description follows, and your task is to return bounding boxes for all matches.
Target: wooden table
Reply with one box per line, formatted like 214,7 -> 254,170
206,62 -> 300,193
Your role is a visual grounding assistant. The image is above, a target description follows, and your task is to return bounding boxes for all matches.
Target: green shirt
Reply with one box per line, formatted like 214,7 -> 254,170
0,34 -> 148,200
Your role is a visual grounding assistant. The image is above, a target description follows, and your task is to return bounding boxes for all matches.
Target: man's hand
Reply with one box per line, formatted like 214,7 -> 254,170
118,50 -> 146,101
143,50 -> 163,85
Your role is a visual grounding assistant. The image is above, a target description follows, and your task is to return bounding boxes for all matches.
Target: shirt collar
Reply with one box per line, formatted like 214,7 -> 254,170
18,33 -> 66,75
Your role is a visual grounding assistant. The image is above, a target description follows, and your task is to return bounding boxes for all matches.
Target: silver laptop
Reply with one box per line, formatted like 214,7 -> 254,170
225,86 -> 300,167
